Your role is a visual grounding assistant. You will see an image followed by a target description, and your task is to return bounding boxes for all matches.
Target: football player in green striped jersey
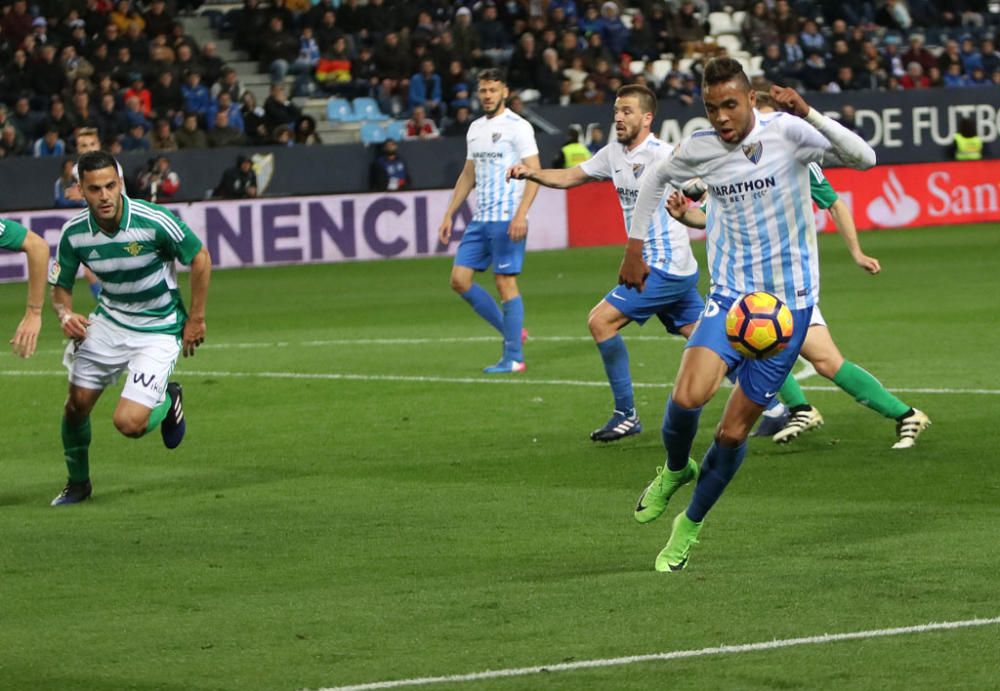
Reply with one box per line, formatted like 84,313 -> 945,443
0,218 -> 49,358
49,151 -> 212,506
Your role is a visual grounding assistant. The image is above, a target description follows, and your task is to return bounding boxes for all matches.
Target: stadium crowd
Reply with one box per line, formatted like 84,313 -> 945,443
0,0 -> 997,156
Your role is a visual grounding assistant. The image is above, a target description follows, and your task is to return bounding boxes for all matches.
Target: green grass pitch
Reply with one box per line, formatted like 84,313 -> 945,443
0,223 -> 998,690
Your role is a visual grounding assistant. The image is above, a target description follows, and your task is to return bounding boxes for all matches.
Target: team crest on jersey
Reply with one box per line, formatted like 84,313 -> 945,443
742,141 -> 763,165
492,132 -> 501,143
125,241 -> 142,256
632,163 -> 645,178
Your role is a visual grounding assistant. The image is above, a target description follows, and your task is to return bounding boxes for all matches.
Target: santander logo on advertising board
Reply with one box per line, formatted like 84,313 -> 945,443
824,160 -> 1000,231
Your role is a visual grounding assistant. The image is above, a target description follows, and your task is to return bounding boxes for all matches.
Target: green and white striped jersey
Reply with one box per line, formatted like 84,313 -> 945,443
49,196 -> 203,335
0,218 -> 28,251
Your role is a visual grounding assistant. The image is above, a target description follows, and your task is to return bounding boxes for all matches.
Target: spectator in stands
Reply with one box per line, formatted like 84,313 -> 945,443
672,0 -> 706,54
442,104 -> 472,137
408,57 -> 444,120
264,82 -> 301,133
215,154 -> 257,198
334,0 -> 363,36
658,70 -> 695,105
151,70 -> 184,120
207,109 -> 246,147
260,16 -> 299,84
375,32 -> 411,116
900,61 -> 930,89
34,127 -> 66,158
451,7 -> 483,66
598,1 -> 629,58
881,35 -> 906,79
294,115 -> 321,145
316,36 -> 353,96
121,121 -> 151,151
938,39 -> 963,74
232,0 -> 267,59
579,3 -> 601,35
144,0 -> 174,40
942,62 -> 968,87
33,45 -> 68,108
583,32 -> 614,69
111,0 -> 145,33
799,52 -> 830,91
369,139 -> 409,191
799,19 -> 825,56
313,10 -> 343,52
902,34 -> 935,74
573,76 -> 604,104
508,32 -> 542,92
2,0 -> 33,48
45,99 -> 77,142
771,0 -> 799,37
587,125 -> 605,155
55,156 -> 84,206
981,39 -> 1000,76
0,123 -> 28,157
181,69 -> 212,123
89,43 -> 115,78
625,12 -> 658,62
646,3 -> 678,57
859,55 -> 890,90
70,92 -> 98,131
966,65 -> 990,86
96,93 -> 127,143
124,73 -> 153,118
433,30 -> 461,68
212,67 -> 245,102
839,105 -> 862,134
150,118 -> 179,151
404,104 -> 439,140
123,20 -> 150,63
412,10 -> 438,46
240,91 -> 269,144
478,2 -> 511,64
175,111 -> 208,148
134,154 -> 180,202
536,48 -> 564,104
209,92 -> 245,133
760,42 -> 786,84
782,33 -> 805,74
60,44 -> 95,85
111,46 -> 140,91
5,51 -> 34,107
124,94 -> 152,133
290,25 -> 321,96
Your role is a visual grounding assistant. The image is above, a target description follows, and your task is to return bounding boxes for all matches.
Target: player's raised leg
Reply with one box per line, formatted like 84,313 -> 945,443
52,384 -> 102,506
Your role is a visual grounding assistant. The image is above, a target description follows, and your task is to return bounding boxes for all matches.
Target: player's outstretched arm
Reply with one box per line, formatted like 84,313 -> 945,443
507,163 -> 592,189
52,286 -> 90,341
829,199 -> 880,274
438,160 -> 476,245
183,247 -> 211,358
770,85 -> 876,170
667,190 -> 707,229
508,154 -> 542,242
10,230 -> 48,358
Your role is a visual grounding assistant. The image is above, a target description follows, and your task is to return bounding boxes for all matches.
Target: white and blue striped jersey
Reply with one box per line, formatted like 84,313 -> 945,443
466,110 -> 539,222
630,110 -> 875,309
580,133 -> 697,276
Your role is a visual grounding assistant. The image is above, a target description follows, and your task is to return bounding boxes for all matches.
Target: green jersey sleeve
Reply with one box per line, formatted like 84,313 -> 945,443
151,204 -> 203,265
0,218 -> 28,251
808,162 -> 838,210
51,227 -> 81,290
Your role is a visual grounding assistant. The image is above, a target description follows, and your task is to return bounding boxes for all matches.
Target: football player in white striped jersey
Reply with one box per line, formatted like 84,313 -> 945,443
624,58 -> 876,572
508,85 -> 703,442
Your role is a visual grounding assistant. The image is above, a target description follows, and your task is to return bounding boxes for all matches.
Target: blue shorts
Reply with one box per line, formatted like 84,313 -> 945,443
603,267 -> 704,333
454,220 -> 525,274
687,292 -> 812,406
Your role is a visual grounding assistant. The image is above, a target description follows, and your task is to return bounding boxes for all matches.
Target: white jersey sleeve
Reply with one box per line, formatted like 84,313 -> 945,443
513,120 -> 539,160
790,110 -> 876,170
578,144 -> 613,180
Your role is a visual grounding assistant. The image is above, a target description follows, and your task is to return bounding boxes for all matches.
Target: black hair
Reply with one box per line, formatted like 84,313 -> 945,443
477,67 -> 507,85
77,150 -> 118,176
702,57 -> 751,91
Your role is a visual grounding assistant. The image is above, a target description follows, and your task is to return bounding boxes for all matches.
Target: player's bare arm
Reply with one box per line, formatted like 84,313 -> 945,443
769,85 -> 809,117
507,163 -> 592,189
51,285 -> 90,340
617,238 -> 650,292
829,199 -> 880,274
438,160 -> 476,244
666,190 -> 707,228
182,247 -> 212,358
10,230 -> 48,358
508,154 -> 541,242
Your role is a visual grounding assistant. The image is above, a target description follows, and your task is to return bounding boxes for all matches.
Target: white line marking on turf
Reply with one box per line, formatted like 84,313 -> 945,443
311,617 -> 1000,691
0,369 -> 998,395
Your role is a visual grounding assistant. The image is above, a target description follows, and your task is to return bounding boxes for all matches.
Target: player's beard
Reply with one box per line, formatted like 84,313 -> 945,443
482,100 -> 502,116
616,122 -> 637,146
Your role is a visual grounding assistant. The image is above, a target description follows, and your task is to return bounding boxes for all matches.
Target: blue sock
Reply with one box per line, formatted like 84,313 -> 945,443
662,397 -> 702,472
596,334 -> 633,413
502,296 -> 524,361
686,440 -> 747,523
460,285 -> 503,333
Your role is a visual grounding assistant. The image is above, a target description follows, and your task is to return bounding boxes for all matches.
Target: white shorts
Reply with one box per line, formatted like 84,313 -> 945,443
64,313 -> 181,408
809,305 -> 827,328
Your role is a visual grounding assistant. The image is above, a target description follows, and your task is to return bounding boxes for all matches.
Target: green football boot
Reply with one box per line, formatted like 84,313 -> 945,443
654,512 -> 703,573
633,458 -> 699,524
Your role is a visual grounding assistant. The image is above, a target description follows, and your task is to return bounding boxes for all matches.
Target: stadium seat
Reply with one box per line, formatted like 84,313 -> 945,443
708,11 -> 737,36
750,55 -> 764,73
651,59 -> 672,83
675,58 -> 694,75
326,98 -> 358,122
360,123 -> 387,145
732,10 -> 746,26
629,60 -> 646,75
385,120 -> 408,141
353,97 -> 385,121
717,34 -> 743,54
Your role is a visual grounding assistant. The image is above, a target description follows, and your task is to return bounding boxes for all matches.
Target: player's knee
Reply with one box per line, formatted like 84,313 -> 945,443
812,355 -> 844,380
113,411 -> 148,438
449,274 -> 470,294
715,420 -> 750,447
671,377 -> 711,409
65,394 -> 92,420
587,312 -> 611,340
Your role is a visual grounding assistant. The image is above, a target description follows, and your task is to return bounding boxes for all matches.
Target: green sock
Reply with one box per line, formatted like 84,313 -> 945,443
144,396 -> 171,435
779,374 -> 809,408
62,416 -> 91,484
832,360 -> 910,420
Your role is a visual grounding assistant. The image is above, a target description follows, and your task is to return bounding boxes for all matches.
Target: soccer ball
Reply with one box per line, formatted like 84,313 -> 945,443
725,292 -> 794,359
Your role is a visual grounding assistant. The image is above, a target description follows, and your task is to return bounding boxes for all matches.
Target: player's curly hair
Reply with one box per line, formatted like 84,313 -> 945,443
702,57 -> 751,91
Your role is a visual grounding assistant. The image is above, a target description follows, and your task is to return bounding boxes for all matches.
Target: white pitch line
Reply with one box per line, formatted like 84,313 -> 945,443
311,616 -> 1000,691
0,369 -> 998,395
